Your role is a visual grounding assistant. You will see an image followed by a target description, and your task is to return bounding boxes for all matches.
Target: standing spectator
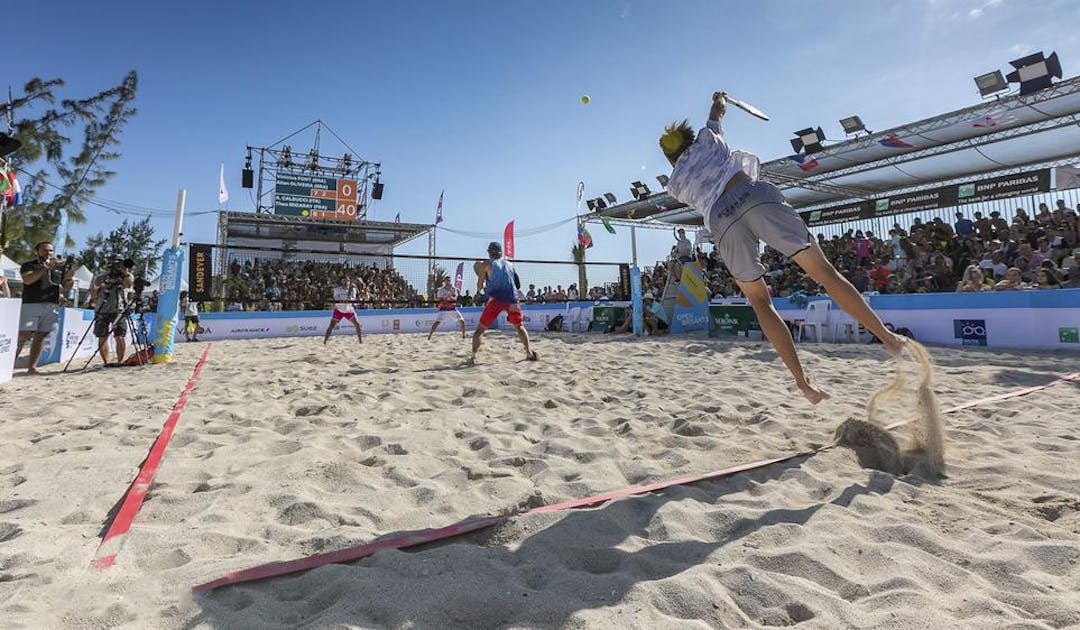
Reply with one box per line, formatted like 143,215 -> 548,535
15,242 -> 76,374
673,228 -> 694,263
954,212 -> 975,236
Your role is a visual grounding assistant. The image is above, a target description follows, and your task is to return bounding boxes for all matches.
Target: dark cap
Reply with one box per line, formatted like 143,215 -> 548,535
487,241 -> 502,256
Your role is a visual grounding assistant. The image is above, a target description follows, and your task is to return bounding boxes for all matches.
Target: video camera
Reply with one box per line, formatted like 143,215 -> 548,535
106,256 -> 136,279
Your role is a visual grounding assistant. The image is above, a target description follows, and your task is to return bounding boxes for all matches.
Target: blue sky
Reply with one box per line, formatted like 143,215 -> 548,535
10,0 -> 1080,271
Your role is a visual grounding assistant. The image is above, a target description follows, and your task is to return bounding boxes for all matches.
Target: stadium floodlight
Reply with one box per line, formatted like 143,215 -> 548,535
839,116 -> 869,136
630,181 -> 651,200
586,197 -> 608,212
1006,51 -> 1063,96
790,127 -> 826,154
974,70 -> 1009,97
656,174 -> 670,188
603,192 -> 617,205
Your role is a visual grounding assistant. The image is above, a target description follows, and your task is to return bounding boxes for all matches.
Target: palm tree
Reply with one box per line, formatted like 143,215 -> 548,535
571,242 -> 588,297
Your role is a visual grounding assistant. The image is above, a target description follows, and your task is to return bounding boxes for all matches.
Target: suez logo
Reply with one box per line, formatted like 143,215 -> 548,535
285,324 -> 319,333
953,319 -> 987,346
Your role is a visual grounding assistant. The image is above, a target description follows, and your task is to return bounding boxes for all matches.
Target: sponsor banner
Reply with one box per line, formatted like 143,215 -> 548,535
670,263 -> 709,334
0,298 -> 19,383
188,243 -> 213,302
956,169 -> 1050,204
152,247 -> 184,363
801,201 -> 873,227
618,264 -> 631,298
878,186 -> 959,217
800,168 -> 1051,228
770,292 -> 1080,349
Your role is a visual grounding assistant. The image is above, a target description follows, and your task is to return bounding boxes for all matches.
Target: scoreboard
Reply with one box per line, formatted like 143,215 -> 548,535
274,170 -> 362,220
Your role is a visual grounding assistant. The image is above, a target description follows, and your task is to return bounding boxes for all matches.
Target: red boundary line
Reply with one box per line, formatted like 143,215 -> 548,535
92,344 -> 213,570
191,369 -> 1079,592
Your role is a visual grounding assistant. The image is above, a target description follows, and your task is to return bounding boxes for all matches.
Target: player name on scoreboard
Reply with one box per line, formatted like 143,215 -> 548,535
274,170 -> 362,220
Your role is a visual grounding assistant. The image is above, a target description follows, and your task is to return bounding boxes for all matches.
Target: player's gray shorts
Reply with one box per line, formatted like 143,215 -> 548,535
19,302 -> 60,334
706,178 -> 812,282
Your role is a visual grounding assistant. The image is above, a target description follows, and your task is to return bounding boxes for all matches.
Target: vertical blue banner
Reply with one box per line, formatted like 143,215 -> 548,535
152,247 -> 184,363
630,265 -> 643,336
669,263 -> 710,334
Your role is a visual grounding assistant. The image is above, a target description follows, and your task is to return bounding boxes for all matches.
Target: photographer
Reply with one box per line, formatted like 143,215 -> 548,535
16,242 -> 75,374
89,257 -> 135,366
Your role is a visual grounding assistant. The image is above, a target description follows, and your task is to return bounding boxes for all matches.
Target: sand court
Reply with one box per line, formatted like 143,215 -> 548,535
1,333 -> 1079,628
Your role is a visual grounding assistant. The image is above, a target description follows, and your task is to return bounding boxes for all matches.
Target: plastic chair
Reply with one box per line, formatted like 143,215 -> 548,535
796,300 -> 831,342
834,295 -> 871,343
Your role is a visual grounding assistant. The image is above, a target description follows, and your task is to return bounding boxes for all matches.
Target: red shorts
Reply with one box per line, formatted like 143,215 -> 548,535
479,299 -> 522,328
331,309 -> 357,322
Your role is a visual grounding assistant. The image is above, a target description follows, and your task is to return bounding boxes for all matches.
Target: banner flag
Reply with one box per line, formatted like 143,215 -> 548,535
503,221 -> 515,259
188,243 -> 213,301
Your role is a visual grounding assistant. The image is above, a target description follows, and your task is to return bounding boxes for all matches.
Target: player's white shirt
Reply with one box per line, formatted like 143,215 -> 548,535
333,286 -> 356,313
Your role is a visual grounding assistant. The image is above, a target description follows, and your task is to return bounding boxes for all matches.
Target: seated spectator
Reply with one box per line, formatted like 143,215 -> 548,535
1032,237 -> 1055,266
994,267 -> 1026,291
1063,269 -> 1080,289
956,265 -> 989,292
1035,202 -> 1054,225
1031,268 -> 1062,290
869,259 -> 890,292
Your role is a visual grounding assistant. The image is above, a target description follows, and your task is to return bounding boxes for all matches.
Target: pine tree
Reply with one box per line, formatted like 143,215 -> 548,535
77,217 -> 166,277
0,72 -> 138,261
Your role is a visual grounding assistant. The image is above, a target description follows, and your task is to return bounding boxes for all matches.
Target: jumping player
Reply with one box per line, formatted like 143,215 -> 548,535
428,276 -> 466,340
660,92 -> 906,404
323,280 -> 362,344
470,242 -> 537,364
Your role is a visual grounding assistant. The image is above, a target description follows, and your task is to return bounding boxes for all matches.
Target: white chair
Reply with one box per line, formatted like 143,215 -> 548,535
796,300 -> 831,343
834,295 -> 871,343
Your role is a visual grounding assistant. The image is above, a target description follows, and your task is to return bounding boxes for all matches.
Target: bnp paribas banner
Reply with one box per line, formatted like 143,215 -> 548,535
669,262 -> 710,334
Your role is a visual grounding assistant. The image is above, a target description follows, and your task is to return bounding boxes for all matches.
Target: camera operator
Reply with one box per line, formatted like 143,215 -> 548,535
89,257 -> 135,366
16,242 -> 75,374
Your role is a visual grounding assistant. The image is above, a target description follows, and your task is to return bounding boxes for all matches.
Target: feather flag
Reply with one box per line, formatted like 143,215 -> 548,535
879,135 -> 916,149
600,215 -> 616,234
788,154 -> 819,172
503,221 -> 515,259
454,262 -> 464,291
218,162 -> 229,205
577,225 -> 593,248
54,209 -> 68,254
435,190 -> 444,224
394,212 -> 400,223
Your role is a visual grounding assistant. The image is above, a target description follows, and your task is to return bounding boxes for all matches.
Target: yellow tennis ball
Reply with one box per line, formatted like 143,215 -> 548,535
581,95 -> 591,105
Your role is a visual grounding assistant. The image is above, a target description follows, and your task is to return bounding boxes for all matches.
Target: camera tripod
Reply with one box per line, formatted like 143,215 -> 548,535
63,282 -> 151,372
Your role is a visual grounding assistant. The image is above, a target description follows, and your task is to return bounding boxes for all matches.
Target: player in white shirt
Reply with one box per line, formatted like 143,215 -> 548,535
323,281 -> 362,344
428,277 -> 466,340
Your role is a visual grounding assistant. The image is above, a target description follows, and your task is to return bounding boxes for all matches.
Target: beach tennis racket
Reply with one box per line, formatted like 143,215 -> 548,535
717,92 -> 770,121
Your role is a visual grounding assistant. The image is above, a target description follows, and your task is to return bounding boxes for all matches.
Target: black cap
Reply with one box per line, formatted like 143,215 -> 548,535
487,241 -> 502,256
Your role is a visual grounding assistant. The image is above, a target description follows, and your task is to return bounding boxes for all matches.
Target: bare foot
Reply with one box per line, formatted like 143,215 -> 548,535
466,355 -> 477,366
797,381 -> 831,405
882,332 -> 908,357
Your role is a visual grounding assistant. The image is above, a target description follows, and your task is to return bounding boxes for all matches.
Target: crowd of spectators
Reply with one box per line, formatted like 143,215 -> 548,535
219,201 -> 1079,312
642,199 -> 1080,299
223,259 -> 421,311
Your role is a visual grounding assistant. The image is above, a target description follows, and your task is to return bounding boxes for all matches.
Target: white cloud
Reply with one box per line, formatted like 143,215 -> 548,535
1009,43 -> 1034,55
969,0 -> 1004,18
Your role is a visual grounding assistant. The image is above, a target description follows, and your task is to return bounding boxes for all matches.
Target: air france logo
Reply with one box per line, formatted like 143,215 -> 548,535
953,319 -> 987,346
